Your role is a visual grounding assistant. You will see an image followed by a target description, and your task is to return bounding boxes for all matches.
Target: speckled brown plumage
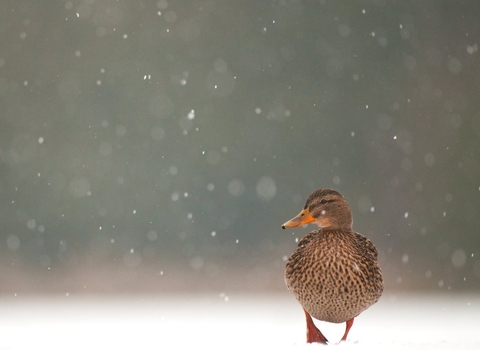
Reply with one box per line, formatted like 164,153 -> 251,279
282,189 -> 383,343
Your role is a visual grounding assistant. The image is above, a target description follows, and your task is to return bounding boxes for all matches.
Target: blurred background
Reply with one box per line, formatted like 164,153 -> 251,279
0,0 -> 479,295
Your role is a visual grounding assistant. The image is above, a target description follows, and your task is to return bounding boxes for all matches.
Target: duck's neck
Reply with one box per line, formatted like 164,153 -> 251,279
318,214 -> 353,231
320,225 -> 353,232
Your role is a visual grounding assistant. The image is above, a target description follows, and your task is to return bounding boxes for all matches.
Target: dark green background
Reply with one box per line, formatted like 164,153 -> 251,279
1,0 -> 479,294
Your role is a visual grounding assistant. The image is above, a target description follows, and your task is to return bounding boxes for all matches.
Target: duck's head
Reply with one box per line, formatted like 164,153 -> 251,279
282,189 -> 353,230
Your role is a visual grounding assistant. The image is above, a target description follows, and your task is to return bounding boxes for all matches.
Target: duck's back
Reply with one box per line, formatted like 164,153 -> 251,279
285,229 -> 383,323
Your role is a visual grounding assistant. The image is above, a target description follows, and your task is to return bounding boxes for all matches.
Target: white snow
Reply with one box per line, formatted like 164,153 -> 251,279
0,293 -> 478,349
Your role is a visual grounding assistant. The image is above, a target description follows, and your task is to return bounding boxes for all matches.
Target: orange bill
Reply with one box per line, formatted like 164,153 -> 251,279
282,208 -> 315,229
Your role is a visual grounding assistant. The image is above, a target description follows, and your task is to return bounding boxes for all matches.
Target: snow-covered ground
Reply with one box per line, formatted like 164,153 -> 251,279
0,292 -> 478,349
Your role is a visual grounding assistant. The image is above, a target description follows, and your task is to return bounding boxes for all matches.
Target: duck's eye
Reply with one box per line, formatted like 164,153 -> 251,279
320,199 -> 327,204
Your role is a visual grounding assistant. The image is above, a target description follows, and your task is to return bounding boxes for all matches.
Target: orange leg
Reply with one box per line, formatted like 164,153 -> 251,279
340,317 -> 354,342
303,308 -> 328,344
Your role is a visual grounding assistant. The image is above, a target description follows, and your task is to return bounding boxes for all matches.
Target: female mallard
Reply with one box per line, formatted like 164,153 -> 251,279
282,189 -> 383,344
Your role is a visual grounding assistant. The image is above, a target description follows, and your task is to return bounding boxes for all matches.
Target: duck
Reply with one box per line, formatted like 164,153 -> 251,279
282,188 -> 383,344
